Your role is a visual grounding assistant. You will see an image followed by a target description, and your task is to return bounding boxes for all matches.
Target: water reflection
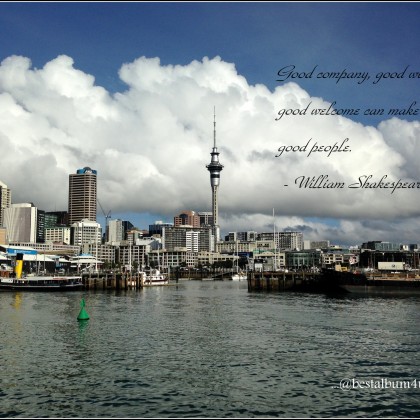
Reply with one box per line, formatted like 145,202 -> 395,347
12,292 -> 22,310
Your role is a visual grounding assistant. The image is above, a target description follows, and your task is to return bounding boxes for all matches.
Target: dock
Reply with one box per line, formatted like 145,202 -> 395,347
247,270 -> 333,293
81,272 -> 144,290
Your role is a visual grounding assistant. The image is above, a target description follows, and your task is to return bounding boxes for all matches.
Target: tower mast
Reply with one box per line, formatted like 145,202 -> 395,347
206,107 -> 224,250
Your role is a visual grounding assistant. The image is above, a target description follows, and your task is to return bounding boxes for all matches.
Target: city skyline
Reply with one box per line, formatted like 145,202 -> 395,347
0,2 -> 419,246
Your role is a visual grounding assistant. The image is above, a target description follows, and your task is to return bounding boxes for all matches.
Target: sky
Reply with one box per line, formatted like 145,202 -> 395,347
0,2 -> 419,246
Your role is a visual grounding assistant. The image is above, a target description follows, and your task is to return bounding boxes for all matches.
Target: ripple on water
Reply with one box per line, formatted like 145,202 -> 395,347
1,284 -> 420,417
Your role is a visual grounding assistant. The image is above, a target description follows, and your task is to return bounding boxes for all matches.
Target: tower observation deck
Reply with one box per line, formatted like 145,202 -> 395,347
206,109 -> 224,245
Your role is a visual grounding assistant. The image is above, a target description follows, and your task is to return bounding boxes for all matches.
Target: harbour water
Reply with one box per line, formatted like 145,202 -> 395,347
1,280 -> 420,418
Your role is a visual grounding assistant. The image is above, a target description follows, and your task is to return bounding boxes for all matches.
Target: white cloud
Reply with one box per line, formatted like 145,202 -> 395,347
0,54 -> 419,245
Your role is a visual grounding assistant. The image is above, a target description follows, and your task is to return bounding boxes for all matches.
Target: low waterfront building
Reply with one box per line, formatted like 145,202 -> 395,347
197,251 -> 237,268
285,250 -> 322,269
251,251 -> 286,271
359,249 -> 419,270
69,253 -> 103,273
321,252 -> 345,267
8,241 -> 80,256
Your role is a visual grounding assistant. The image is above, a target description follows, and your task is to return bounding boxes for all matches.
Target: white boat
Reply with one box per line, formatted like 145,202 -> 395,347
231,271 -> 247,281
140,269 -> 169,286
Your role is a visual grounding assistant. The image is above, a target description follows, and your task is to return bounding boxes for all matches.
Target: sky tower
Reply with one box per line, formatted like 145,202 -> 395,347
206,108 -> 224,246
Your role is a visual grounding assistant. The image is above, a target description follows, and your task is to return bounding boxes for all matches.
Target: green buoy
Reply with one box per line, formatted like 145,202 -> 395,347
77,298 -> 90,321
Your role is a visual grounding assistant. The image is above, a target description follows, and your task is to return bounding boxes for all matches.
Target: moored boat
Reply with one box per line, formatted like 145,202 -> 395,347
139,269 -> 169,286
340,275 -> 420,295
231,271 -> 247,281
0,275 -> 84,291
323,269 -> 420,295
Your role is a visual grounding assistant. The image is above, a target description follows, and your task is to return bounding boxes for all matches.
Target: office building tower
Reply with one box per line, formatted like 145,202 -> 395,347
68,167 -> 97,225
174,210 -> 200,228
70,219 -> 101,247
108,219 -> 124,244
0,181 -> 11,227
36,210 -> 45,243
3,203 -> 38,243
149,221 -> 173,237
206,110 -> 223,244
45,211 -> 69,228
198,211 -> 213,227
122,221 -> 134,239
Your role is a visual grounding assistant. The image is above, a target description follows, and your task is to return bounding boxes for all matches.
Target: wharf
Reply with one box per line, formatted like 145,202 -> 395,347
82,272 -> 145,290
80,269 -> 236,289
247,270 -> 335,293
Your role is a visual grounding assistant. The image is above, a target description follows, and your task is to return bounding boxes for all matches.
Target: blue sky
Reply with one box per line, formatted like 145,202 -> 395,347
1,2 -> 419,245
1,2 -> 418,124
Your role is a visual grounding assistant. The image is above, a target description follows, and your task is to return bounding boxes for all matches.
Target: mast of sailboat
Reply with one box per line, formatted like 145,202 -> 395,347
129,241 -> 132,273
273,208 -> 277,271
235,238 -> 239,273
95,225 -> 98,273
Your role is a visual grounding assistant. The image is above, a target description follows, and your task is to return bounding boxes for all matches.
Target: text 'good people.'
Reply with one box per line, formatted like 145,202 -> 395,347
275,138 -> 351,158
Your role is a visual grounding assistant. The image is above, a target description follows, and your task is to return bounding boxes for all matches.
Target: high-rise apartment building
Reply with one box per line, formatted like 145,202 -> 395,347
0,181 -> 11,227
68,167 -> 97,225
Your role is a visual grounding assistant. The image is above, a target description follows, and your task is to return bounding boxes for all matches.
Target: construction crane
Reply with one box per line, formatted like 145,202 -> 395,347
97,199 -> 111,241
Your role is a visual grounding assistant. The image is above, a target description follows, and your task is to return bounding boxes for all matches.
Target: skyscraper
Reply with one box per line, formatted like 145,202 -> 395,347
206,109 -> 224,244
0,180 -> 11,227
3,203 -> 37,243
68,167 -> 97,225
